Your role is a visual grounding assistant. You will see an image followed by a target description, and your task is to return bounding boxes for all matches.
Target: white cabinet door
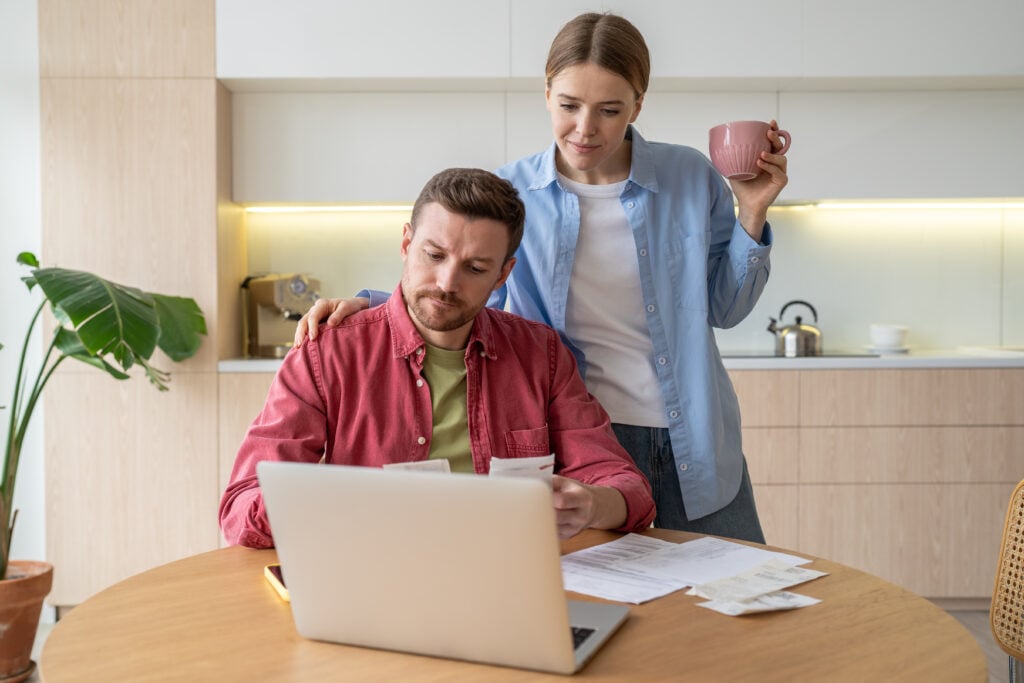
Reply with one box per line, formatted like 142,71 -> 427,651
780,90 -> 1024,200
233,92 -> 507,202
217,0 -> 510,80
505,90 -> 779,167
509,0 -> 802,79
802,0 -> 1024,78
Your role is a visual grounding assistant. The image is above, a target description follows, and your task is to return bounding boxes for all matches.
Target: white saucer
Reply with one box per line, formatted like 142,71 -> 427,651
865,345 -> 909,354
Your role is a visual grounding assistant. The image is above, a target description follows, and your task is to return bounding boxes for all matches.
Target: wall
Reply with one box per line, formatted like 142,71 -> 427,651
0,0 -> 47,596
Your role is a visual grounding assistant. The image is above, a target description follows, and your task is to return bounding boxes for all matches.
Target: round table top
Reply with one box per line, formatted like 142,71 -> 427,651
40,528 -> 986,682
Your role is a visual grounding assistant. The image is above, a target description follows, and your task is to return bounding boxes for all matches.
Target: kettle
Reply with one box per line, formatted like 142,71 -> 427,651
767,300 -> 823,357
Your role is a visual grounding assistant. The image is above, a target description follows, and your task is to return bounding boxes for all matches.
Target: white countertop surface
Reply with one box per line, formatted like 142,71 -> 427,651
218,347 -> 1024,372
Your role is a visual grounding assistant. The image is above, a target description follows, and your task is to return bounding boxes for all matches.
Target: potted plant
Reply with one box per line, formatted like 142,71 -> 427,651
0,252 -> 206,682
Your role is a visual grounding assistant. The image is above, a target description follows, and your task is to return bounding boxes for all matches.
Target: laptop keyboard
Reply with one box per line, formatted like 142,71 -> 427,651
571,626 -> 596,650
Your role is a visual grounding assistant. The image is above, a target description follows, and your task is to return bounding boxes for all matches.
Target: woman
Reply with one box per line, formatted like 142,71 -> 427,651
297,12 -> 788,542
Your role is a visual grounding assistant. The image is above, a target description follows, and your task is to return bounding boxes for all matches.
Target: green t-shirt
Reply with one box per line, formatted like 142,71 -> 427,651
422,344 -> 472,473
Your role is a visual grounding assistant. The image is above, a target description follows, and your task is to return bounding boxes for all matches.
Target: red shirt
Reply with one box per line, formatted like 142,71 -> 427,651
219,284 -> 655,548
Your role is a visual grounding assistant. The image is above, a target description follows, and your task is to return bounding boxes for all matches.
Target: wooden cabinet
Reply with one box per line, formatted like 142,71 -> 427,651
39,0 -> 242,606
735,367 -> 1024,599
217,373 -> 275,507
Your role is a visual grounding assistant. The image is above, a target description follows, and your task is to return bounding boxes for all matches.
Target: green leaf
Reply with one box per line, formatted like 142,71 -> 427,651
32,268 -> 160,365
53,328 -> 131,380
16,252 -> 39,268
153,294 -> 207,361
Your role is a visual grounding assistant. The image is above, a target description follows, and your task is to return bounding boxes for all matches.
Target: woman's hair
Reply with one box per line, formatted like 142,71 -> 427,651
411,168 -> 525,262
545,12 -> 650,99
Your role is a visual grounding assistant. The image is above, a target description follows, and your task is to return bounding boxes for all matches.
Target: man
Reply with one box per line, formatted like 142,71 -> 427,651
219,168 -> 655,549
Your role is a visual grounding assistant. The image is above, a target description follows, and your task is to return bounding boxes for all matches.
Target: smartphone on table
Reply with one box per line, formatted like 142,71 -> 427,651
264,563 -> 290,602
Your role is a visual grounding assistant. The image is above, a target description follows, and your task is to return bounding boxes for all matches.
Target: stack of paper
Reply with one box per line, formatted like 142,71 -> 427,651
561,534 -> 826,614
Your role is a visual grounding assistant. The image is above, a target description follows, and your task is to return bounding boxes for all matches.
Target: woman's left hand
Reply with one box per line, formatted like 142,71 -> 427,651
731,120 -> 790,239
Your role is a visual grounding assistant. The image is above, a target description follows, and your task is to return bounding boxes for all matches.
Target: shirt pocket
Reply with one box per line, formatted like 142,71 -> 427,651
503,425 -> 551,457
666,229 -> 711,313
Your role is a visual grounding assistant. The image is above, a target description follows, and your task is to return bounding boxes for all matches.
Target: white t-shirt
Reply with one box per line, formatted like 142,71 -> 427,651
559,173 -> 668,428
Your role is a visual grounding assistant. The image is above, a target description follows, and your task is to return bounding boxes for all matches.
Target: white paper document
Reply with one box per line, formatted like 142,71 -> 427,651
696,590 -> 822,616
382,459 -> 451,473
488,454 -> 555,483
561,534 -> 814,605
686,558 -> 827,603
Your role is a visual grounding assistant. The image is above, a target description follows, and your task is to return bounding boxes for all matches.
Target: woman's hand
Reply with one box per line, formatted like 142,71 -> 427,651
293,297 -> 370,346
730,120 -> 790,241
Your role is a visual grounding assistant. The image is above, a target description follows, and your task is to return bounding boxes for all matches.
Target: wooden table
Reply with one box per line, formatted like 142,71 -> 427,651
40,529 -> 986,682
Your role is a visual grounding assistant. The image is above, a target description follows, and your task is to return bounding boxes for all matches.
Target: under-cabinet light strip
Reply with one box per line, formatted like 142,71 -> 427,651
804,200 -> 1024,210
245,205 -> 413,214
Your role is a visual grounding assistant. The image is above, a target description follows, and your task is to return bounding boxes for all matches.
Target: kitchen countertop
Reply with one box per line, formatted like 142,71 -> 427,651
218,347 -> 1024,372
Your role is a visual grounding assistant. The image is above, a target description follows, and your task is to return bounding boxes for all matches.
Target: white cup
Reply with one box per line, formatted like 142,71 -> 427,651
869,324 -> 908,349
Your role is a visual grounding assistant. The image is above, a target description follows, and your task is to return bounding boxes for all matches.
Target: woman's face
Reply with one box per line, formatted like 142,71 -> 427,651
545,62 -> 643,184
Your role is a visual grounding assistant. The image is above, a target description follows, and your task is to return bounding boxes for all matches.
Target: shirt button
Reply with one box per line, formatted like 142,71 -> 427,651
627,201 -> 635,208
417,436 -> 426,445
480,351 -> 486,357
751,256 -> 760,263
658,357 -> 668,366
416,379 -> 424,387
647,304 -> 655,313
639,248 -> 647,257
417,348 -> 424,355
679,463 -> 689,472
669,410 -> 679,419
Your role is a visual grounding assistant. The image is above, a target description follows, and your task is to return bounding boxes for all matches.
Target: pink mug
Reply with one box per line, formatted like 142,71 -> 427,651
708,120 -> 791,181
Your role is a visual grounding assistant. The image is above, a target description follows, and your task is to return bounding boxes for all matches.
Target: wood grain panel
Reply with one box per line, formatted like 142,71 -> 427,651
40,77 -> 220,370
39,0 -> 214,78
750,484 -> 799,550
44,370 -> 219,605
798,483 -> 1013,598
799,368 -> 1024,426
216,82 -> 247,360
728,370 -> 800,427
217,373 -> 276,499
800,426 -> 1024,484
742,427 -> 799,484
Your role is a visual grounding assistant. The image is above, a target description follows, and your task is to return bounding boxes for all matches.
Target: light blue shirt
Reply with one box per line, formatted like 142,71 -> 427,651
492,126 -> 773,519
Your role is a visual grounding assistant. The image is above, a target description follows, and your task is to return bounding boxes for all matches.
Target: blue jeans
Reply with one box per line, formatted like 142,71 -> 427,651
610,423 -> 765,544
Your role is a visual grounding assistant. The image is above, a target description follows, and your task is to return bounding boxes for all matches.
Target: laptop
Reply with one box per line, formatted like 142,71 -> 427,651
256,461 -> 629,674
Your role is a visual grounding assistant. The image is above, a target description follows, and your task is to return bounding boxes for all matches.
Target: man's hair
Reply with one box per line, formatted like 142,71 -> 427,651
545,12 -> 650,100
410,168 -> 525,262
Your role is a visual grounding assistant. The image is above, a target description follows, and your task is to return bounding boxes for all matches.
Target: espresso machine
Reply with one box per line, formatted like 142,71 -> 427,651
242,273 -> 321,358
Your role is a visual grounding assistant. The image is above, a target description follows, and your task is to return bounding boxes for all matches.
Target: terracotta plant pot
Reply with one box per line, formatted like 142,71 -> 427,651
0,561 -> 54,683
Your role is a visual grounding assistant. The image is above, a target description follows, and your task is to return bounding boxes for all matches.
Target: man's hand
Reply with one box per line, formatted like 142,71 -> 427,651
293,297 -> 370,347
551,474 -> 627,540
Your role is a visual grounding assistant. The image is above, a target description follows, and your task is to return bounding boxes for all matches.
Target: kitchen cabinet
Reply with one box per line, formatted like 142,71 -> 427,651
232,92 -> 507,203
217,372 -> 276,518
508,0 -> 804,80
505,91 -> 781,167
217,0 -> 1024,83
218,365 -> 1023,598
234,90 -> 785,202
216,0 -> 510,81
781,90 -> 1024,200
801,0 -> 1024,79
736,367 -> 1024,599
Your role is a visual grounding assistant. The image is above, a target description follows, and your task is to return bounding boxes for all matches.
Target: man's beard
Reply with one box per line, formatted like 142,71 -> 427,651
405,286 -> 478,333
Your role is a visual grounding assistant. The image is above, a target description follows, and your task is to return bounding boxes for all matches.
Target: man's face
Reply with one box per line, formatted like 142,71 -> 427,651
400,202 -> 515,349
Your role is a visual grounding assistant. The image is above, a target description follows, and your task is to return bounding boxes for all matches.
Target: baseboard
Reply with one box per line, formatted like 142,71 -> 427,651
929,597 -> 991,612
